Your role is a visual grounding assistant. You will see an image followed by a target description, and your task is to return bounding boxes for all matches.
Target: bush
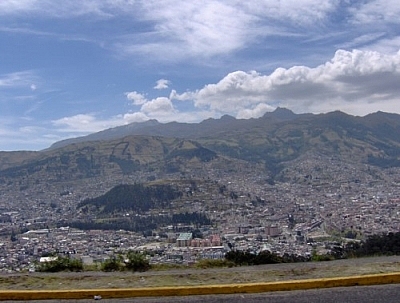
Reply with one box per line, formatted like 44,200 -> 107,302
195,259 -> 235,269
101,255 -> 123,272
125,251 -> 150,272
100,251 -> 150,272
225,250 -> 309,266
311,253 -> 335,262
36,256 -> 83,272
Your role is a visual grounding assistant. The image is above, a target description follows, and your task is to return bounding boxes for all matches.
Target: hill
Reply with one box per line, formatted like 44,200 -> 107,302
77,183 -> 182,213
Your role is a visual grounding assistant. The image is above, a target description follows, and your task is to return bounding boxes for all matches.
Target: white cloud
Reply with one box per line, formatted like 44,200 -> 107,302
237,103 -> 274,119
9,47 -> 400,152
141,97 -> 175,116
349,0 -> 400,25
0,0 -> 114,18
169,90 -> 194,101
171,49 -> 400,116
0,71 -> 38,89
113,1 -> 341,62
125,91 -> 147,105
33,48 -> 400,151
359,37 -> 400,55
0,0 -> 344,24
123,112 -> 150,123
136,1 -> 255,58
240,0 -> 338,25
119,49 -> 400,123
52,114 -> 95,131
1,1 -> 398,65
19,125 -> 44,134
0,119 -> 58,151
154,79 -> 170,90
52,114 -> 120,133
339,33 -> 386,50
3,1 -> 400,152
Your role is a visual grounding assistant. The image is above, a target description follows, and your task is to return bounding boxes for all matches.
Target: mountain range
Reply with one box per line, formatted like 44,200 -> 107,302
1,108 -> 400,186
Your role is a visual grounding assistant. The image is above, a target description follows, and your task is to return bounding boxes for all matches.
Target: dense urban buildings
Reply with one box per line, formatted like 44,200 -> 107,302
1,151 -> 399,272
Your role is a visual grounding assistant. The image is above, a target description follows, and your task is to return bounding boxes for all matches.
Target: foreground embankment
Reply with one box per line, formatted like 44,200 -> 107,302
1,255 -> 400,300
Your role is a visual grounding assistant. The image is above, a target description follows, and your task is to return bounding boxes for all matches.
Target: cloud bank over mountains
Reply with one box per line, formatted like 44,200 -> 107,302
1,1 -> 400,150
81,49 -> 400,127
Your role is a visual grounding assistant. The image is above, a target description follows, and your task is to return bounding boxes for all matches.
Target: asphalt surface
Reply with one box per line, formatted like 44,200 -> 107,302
2,284 -> 400,303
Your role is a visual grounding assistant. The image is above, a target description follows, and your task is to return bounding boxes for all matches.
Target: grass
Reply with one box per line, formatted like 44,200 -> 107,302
194,259 -> 235,269
1,256 -> 400,290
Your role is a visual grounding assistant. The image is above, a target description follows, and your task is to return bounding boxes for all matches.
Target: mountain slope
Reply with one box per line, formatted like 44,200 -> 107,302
48,108 -> 302,150
2,109 -> 400,187
0,136 -> 220,183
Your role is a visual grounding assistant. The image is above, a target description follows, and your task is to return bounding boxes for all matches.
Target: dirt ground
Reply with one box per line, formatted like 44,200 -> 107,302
1,255 -> 400,290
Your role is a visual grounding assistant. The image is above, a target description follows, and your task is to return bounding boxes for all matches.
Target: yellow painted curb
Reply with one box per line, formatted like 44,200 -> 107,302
1,272 -> 400,300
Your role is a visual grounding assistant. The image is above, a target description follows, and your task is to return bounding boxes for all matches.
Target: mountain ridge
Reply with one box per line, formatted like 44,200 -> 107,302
1,108 -> 400,186
48,108 -> 303,150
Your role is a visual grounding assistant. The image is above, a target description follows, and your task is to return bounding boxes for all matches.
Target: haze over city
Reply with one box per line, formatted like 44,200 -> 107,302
1,0 -> 400,150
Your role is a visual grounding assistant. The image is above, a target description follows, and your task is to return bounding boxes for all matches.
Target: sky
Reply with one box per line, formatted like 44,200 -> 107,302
1,1 -> 400,151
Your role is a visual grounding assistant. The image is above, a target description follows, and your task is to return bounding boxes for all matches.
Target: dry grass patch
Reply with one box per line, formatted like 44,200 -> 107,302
1,256 -> 400,290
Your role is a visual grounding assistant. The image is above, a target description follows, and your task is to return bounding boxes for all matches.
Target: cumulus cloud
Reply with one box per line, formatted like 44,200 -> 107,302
122,49 -> 400,123
42,48 -> 400,151
123,112 -> 149,123
51,113 -> 130,133
237,103 -> 275,119
125,91 -> 147,105
52,114 -> 101,133
169,90 -> 194,101
34,49 -> 400,141
171,49 -> 400,116
141,97 -> 175,117
154,79 -> 170,90
51,112 -> 150,134
52,111 -> 153,135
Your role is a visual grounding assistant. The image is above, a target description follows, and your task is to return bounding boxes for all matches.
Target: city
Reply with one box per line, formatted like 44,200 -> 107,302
1,149 -> 399,272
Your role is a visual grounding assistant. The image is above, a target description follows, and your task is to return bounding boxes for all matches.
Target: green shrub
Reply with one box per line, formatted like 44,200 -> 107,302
36,256 -> 83,272
125,251 -> 150,272
195,259 -> 235,269
100,251 -> 150,272
101,255 -> 123,272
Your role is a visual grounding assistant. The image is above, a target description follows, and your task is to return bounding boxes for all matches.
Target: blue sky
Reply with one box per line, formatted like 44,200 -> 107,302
1,1 -> 400,151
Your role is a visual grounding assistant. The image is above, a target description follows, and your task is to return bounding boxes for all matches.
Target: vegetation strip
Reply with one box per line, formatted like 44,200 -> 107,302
1,272 -> 400,300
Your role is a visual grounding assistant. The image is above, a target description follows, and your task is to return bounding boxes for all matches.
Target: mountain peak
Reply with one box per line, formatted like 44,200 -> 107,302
220,114 -> 236,121
262,107 -> 297,120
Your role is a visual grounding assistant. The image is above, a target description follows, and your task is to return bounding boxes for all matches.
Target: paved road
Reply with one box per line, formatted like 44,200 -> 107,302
3,284 -> 400,303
